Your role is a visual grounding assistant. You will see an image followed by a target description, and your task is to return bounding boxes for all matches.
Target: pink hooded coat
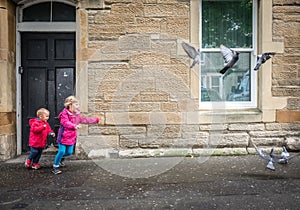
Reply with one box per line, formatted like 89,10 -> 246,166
56,108 -> 99,145
29,118 -> 54,148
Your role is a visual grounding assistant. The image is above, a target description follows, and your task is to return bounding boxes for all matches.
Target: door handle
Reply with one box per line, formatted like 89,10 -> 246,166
18,66 -> 24,74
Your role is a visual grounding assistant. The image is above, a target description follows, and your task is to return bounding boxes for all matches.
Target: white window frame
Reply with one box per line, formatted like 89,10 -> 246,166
199,0 -> 258,110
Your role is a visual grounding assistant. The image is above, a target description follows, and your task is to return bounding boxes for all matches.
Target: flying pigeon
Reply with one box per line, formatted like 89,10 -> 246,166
219,45 -> 240,74
181,42 -> 201,68
254,52 -> 276,70
249,142 -> 298,171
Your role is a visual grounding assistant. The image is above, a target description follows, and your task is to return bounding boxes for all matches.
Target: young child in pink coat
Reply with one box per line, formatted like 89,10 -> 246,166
52,96 -> 100,174
25,108 -> 55,169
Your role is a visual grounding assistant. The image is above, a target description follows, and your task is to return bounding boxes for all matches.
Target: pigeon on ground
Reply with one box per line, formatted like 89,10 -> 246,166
249,142 -> 298,171
219,45 -> 240,74
181,42 -> 201,68
254,52 -> 276,70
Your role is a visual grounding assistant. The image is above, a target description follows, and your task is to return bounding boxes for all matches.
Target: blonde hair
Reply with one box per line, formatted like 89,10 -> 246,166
36,108 -> 50,117
64,95 -> 79,108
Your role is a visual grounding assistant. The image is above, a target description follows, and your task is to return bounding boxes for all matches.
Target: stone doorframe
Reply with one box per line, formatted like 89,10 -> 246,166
15,0 -> 76,155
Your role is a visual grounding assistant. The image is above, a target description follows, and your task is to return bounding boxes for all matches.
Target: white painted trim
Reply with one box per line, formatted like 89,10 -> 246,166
17,22 -> 76,32
16,8 -> 22,155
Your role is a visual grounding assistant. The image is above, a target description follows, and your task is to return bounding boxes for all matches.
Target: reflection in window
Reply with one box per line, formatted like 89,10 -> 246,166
200,0 -> 255,104
52,2 -> 76,22
22,2 -> 75,22
23,2 -> 51,22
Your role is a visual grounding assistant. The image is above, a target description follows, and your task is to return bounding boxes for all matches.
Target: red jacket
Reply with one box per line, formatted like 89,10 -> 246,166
29,118 -> 54,148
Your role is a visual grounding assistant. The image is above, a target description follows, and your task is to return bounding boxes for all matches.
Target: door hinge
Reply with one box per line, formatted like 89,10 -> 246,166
18,66 -> 23,74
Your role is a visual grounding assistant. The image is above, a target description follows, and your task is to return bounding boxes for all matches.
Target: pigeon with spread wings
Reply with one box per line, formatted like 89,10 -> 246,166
181,42 -> 201,68
219,45 -> 240,74
249,141 -> 298,171
254,52 -> 276,70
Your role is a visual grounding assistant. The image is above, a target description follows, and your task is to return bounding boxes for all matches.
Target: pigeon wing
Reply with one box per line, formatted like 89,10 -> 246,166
251,142 -> 272,161
182,42 -> 198,59
255,147 -> 272,161
254,55 -> 263,70
220,44 -> 234,63
272,153 -> 300,164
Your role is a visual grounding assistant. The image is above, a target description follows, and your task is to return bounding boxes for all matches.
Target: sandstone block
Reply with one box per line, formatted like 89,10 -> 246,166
285,137 -> 300,151
0,134 -> 16,161
0,112 -> 14,126
94,14 -> 134,25
273,5 -> 300,13
160,102 -> 178,112
144,4 -> 189,17
249,131 -> 288,137
199,124 -> 228,131
111,3 -> 144,17
287,98 -> 300,110
250,137 -> 285,146
130,52 -> 171,65
89,125 -> 146,135
129,102 -> 160,112
192,148 -> 248,156
273,0 -> 300,4
106,112 -> 149,125
120,135 -> 140,148
209,133 -> 249,147
119,34 -> 151,51
265,123 -> 300,131
150,40 -> 177,55
147,125 -> 182,139
228,123 -> 265,131
272,87 -> 300,97
165,17 -> 189,39
139,137 -> 175,148
140,92 -> 169,102
181,124 -> 200,132
276,110 -> 300,123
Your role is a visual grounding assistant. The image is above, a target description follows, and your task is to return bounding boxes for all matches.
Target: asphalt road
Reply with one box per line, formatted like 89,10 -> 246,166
0,154 -> 299,210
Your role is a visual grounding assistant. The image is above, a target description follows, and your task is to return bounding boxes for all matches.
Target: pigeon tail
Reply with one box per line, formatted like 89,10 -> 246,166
266,160 -> 275,171
254,64 -> 260,71
190,60 -> 198,68
220,66 -> 229,74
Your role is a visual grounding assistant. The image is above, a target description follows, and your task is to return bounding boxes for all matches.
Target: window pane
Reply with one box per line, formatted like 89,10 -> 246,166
52,2 -> 76,22
202,0 -> 253,48
201,52 -> 251,101
23,2 -> 51,22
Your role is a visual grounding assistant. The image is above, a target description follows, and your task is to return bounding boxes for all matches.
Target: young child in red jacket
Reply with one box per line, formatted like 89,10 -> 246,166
25,108 -> 55,169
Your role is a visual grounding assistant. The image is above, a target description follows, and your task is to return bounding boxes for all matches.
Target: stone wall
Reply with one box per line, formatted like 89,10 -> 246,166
79,120 -> 300,158
0,0 -> 16,161
272,0 -> 300,122
75,0 -> 300,158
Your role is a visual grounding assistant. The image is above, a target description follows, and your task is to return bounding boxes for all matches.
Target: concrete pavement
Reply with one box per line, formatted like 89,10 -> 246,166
0,154 -> 299,209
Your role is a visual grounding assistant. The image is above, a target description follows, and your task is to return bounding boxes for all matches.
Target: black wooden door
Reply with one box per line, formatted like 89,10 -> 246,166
21,32 -> 75,152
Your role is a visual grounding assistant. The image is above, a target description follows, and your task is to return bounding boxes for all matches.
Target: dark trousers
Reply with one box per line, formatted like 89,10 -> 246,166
27,147 -> 43,164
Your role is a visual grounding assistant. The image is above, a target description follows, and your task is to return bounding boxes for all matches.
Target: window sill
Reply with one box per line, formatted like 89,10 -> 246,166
185,108 -> 262,124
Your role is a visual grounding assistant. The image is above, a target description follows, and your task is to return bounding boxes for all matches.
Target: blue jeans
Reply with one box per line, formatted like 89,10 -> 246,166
53,144 -> 74,168
27,147 -> 43,164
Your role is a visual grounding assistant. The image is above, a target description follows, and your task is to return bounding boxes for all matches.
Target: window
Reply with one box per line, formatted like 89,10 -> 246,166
22,2 -> 75,22
200,0 -> 257,109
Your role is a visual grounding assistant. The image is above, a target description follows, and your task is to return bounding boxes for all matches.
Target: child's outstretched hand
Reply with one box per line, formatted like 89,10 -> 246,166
75,125 -> 81,130
96,113 -> 104,125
